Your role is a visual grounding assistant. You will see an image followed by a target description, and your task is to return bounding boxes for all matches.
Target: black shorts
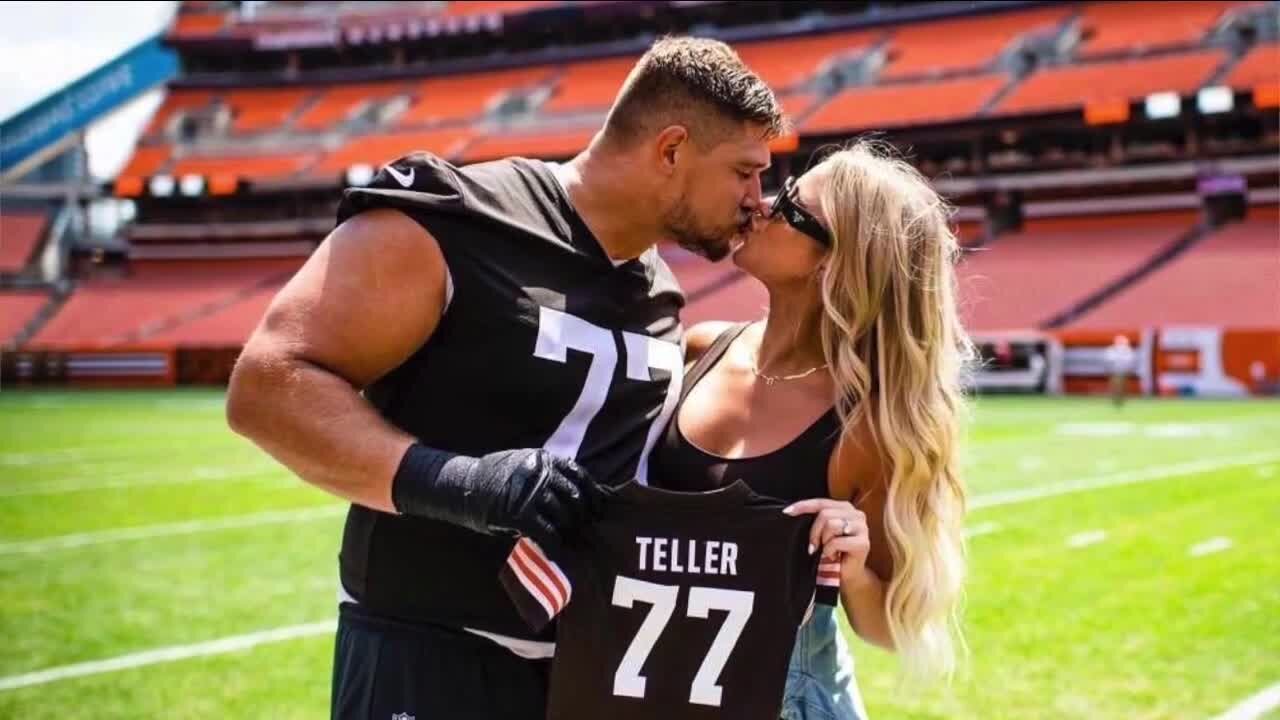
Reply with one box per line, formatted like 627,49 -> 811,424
331,602 -> 550,720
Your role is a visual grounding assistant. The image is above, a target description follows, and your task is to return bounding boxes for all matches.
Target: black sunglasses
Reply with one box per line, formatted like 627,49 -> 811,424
769,176 -> 832,247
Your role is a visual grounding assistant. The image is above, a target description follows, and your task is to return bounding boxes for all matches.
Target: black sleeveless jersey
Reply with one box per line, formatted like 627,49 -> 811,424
333,152 -> 686,640
500,481 -> 820,720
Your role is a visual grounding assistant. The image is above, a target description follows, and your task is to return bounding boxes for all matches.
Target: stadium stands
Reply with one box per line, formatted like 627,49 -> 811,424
397,67 -> 553,127
956,211 -> 1203,331
803,74 -> 1008,133
16,1 -> 1278,392
28,258 -> 303,348
1073,1 -> 1240,58
0,291 -> 50,345
0,211 -> 49,273
734,29 -> 880,90
1070,205 -> 1280,328
312,127 -> 476,177
880,6 -> 1069,79
995,50 -> 1225,115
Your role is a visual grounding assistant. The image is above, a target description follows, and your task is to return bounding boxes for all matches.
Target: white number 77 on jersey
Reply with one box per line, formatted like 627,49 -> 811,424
611,575 -> 755,707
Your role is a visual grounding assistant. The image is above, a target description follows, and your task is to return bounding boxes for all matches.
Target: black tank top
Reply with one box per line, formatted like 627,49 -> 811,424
648,322 -> 842,504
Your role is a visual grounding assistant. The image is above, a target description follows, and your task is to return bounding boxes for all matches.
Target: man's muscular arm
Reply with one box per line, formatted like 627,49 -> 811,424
226,208 -> 601,549
226,208 -> 443,512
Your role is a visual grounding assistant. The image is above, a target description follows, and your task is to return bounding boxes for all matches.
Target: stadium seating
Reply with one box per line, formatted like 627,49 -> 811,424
311,127 -> 477,177
118,145 -> 172,178
541,56 -> 640,114
996,50 -> 1225,115
460,127 -> 597,164
28,258 -> 303,348
222,87 -> 316,134
956,211 -> 1202,331
880,6 -> 1070,79
1223,42 -> 1280,90
0,291 -> 50,345
1070,206 -> 1280,328
294,81 -> 413,131
143,89 -> 213,137
1073,1 -> 1240,58
397,67 -> 553,127
0,211 -> 49,273
735,29 -> 880,91
170,151 -> 318,183
803,74 -> 1007,133
141,276 -> 293,346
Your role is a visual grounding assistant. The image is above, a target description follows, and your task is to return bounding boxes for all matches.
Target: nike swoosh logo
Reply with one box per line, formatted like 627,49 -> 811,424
385,165 -> 415,188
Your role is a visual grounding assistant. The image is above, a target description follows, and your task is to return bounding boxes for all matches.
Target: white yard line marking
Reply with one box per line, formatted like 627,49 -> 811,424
0,506 -> 346,555
1208,681 -> 1280,720
0,620 -> 335,692
972,451 -> 1280,509
965,522 -> 1001,538
1189,537 -> 1233,557
1066,530 -> 1107,548
0,467 -> 281,498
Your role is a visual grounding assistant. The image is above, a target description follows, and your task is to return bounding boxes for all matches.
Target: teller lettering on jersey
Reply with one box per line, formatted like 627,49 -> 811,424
646,139 -> 979,719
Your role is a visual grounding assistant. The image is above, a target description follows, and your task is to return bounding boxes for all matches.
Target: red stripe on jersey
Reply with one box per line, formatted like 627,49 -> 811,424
518,538 -> 571,608
509,544 -> 560,617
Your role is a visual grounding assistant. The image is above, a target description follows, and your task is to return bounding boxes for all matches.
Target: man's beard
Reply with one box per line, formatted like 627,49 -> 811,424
664,198 -> 738,262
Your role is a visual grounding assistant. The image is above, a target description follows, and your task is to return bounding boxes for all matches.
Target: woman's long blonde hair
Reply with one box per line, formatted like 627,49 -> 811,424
813,139 -> 976,683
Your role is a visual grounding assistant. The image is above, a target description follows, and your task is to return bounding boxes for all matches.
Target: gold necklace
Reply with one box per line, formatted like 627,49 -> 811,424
751,355 -> 828,386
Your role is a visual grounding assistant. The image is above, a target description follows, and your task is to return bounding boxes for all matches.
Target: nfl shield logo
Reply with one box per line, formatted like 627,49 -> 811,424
391,714 -> 415,720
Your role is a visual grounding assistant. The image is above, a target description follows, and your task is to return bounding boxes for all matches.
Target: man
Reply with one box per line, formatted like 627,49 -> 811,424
1104,334 -> 1135,407
225,36 -> 784,720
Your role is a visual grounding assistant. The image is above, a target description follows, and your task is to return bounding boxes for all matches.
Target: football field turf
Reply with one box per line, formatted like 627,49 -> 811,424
1,390 -> 1277,719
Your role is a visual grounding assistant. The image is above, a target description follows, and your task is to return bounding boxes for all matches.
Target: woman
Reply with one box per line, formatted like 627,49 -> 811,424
648,139 -> 976,719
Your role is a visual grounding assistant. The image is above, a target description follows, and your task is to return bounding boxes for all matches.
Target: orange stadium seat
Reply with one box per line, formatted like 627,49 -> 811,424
118,145 -> 172,178
0,292 -> 50,344
169,12 -> 226,38
1071,206 -> 1280,328
0,212 -> 49,273
397,67 -> 552,127
882,6 -> 1070,79
996,50 -> 1224,115
312,128 -> 477,176
803,74 -> 1007,133
735,30 -> 880,91
443,1 -> 561,16
294,82 -> 412,131
957,211 -> 1202,331
1223,43 -> 1280,89
28,259 -> 303,349
222,88 -> 315,133
170,152 -> 317,182
542,56 -> 639,114
138,267 -> 303,347
1075,1 -> 1239,58
460,127 -> 597,163
144,89 -> 213,136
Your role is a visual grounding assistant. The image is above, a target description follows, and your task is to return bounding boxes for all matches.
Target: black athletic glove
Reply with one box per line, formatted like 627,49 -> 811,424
391,444 -> 605,552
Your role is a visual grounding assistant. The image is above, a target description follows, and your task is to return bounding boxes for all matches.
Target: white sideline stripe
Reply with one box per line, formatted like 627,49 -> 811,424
0,467 -> 280,498
0,620 -> 335,692
1189,536 -> 1233,557
1066,530 -> 1107,548
6,452 -> 1274,556
965,522 -> 1001,538
972,451 -> 1280,509
0,506 -> 346,555
1209,682 -> 1280,720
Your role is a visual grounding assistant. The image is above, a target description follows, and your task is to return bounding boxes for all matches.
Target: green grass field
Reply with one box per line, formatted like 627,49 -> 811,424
1,390 -> 1277,719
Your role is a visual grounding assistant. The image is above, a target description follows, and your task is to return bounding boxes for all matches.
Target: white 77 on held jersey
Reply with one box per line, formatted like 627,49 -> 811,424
499,480 -> 822,720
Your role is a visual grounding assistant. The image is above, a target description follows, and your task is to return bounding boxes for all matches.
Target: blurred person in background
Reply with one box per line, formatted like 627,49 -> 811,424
1104,335 -> 1135,408
648,139 -> 977,719
226,36 -> 782,720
